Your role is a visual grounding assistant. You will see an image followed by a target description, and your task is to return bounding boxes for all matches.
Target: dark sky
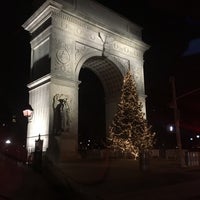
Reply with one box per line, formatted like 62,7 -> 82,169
1,0 -> 200,132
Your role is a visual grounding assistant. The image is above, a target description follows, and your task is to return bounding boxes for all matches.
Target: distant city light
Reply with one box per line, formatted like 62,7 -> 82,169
12,115 -> 16,123
190,137 -> 193,141
169,125 -> 174,132
167,124 -> 174,132
196,135 -> 200,138
5,139 -> 11,144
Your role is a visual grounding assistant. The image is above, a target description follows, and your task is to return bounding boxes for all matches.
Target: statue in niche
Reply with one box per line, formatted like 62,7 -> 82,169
53,94 -> 70,136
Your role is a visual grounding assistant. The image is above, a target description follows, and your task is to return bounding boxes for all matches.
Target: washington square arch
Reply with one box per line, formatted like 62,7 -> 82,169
22,0 -> 149,162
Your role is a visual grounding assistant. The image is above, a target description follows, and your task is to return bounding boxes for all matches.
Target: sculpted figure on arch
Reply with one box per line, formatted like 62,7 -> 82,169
53,94 -> 70,136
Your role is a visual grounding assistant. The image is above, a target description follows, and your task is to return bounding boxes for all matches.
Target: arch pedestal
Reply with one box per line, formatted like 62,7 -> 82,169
47,134 -> 80,162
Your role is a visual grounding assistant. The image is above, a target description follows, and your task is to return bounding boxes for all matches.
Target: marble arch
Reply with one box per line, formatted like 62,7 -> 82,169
22,0 -> 149,162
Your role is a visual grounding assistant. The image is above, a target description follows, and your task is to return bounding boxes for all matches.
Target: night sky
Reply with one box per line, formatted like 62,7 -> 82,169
1,0 -> 200,137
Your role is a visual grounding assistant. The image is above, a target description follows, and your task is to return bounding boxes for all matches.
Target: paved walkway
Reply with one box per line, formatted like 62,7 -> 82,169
54,158 -> 200,200
0,153 -> 83,200
2,152 -> 200,200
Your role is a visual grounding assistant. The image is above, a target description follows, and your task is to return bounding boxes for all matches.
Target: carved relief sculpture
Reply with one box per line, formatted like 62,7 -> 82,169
53,94 -> 70,136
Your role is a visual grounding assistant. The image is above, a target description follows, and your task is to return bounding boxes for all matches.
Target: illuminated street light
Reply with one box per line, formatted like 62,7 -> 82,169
167,124 -> 174,133
23,104 -> 34,155
23,109 -> 33,117
23,109 -> 33,118
169,125 -> 174,132
23,104 -> 33,119
5,139 -> 11,144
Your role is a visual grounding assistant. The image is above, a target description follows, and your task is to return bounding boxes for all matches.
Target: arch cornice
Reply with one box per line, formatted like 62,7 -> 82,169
22,0 -> 63,33
53,11 -> 148,53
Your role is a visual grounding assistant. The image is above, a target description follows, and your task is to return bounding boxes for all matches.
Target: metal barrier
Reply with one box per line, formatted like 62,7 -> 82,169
185,151 -> 200,166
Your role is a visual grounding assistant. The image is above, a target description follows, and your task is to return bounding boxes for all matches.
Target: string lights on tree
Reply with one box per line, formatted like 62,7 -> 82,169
107,68 -> 155,159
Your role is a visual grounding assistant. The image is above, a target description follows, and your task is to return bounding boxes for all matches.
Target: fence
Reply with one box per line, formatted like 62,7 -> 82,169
150,149 -> 200,167
185,151 -> 200,166
79,148 -> 200,167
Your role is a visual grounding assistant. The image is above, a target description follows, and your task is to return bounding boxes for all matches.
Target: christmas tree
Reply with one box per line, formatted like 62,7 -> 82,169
107,69 -> 155,159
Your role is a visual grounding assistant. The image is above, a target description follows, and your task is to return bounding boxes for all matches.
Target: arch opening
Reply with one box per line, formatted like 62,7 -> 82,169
78,68 -> 106,150
78,56 -> 123,152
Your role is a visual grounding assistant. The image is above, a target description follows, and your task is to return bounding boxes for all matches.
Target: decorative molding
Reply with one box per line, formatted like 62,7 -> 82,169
52,37 -> 73,74
75,42 -> 99,64
23,0 -> 63,33
52,14 -> 102,47
51,75 -> 80,88
30,26 -> 51,49
56,49 -> 70,64
53,12 -> 89,30
109,40 -> 143,58
133,65 -> 142,80
52,12 -> 147,52
28,74 -> 51,90
108,55 -> 129,75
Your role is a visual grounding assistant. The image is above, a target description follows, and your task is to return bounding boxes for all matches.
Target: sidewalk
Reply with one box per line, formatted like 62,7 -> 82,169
2,152 -> 200,200
53,158 -> 200,200
0,153 -> 83,200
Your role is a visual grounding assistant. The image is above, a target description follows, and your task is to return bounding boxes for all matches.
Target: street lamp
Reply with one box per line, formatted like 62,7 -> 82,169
23,104 -> 34,159
169,76 -> 185,167
5,139 -> 11,144
167,124 -> 174,133
23,104 -> 33,119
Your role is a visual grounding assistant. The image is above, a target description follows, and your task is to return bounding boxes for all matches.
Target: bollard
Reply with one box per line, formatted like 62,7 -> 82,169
139,151 -> 150,172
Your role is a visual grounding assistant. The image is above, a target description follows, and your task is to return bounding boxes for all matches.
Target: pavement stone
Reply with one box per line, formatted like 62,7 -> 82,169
2,152 -> 200,200
54,158 -> 200,200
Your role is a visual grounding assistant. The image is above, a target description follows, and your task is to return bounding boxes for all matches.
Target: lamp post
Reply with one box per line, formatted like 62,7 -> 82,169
169,76 -> 200,167
170,76 -> 185,167
23,104 -> 33,155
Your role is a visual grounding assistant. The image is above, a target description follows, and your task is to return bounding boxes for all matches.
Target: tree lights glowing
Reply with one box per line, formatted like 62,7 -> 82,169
107,69 -> 155,159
